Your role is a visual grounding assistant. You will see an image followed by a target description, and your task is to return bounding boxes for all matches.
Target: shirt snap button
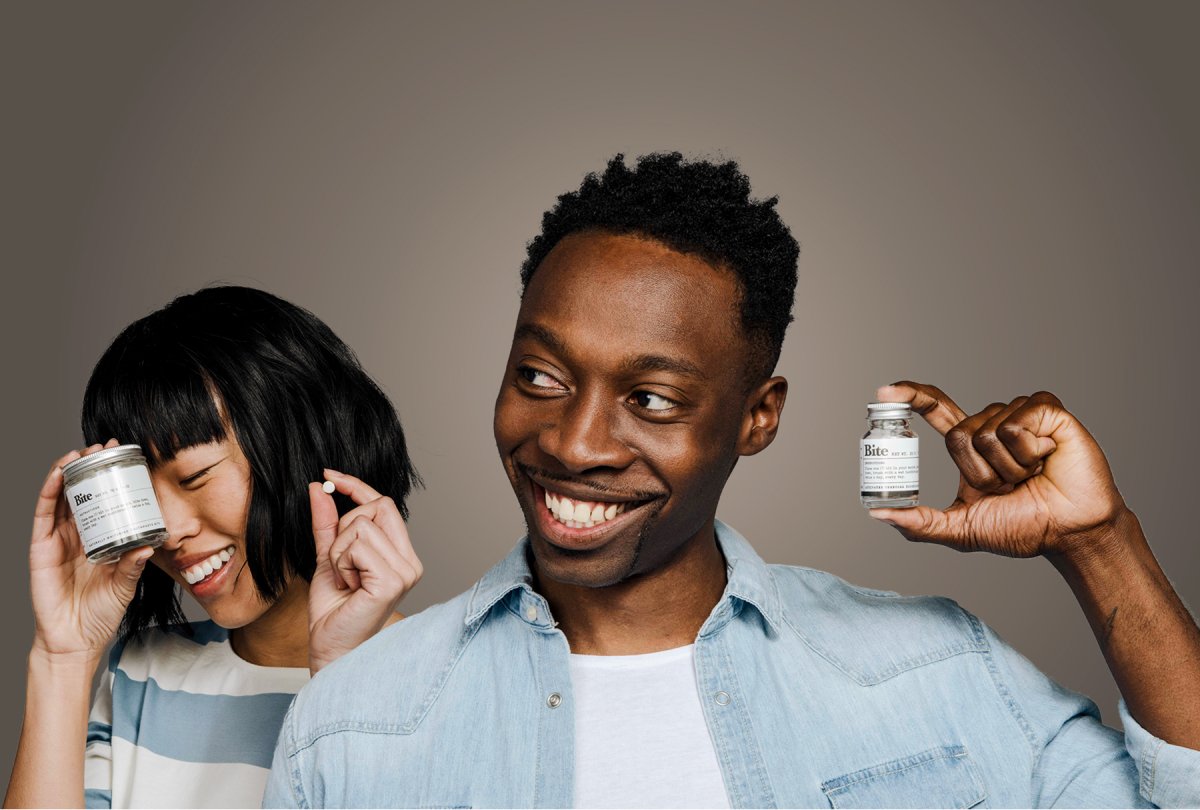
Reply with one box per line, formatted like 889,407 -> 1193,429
714,691 -> 731,705
547,692 -> 562,709
524,605 -> 538,621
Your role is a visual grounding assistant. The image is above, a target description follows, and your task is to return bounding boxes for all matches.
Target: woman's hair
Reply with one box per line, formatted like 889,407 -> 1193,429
81,285 -> 421,639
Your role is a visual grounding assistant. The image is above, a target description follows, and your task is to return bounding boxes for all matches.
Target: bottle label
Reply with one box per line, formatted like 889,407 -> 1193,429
860,437 -> 919,491
65,465 -> 166,554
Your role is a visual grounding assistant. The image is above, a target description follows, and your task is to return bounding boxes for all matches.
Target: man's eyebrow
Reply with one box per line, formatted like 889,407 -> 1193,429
512,323 -> 565,352
620,354 -> 708,380
512,322 -> 707,379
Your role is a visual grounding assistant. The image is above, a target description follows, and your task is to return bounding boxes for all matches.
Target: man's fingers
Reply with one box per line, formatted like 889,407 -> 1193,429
944,403 -> 1013,493
971,398 -> 1037,485
323,468 -> 383,507
877,382 -> 968,436
309,482 -> 340,562
996,395 -> 1062,466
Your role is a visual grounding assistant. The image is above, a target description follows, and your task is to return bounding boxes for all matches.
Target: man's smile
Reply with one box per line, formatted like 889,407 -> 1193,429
519,464 -> 662,551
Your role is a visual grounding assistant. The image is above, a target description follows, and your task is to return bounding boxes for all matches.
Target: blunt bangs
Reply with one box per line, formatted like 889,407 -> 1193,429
82,340 -> 227,467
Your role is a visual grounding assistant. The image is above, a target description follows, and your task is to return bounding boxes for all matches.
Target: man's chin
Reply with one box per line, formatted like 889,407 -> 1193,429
525,523 -> 643,590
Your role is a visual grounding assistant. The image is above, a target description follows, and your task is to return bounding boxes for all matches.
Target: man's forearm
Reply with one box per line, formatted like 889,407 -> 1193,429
1049,508 -> 1200,749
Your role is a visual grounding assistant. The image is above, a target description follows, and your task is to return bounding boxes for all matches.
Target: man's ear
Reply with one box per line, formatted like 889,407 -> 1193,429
737,376 -> 788,457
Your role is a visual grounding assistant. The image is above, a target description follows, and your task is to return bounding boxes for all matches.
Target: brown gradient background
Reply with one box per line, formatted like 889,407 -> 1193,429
3,0 -> 1199,789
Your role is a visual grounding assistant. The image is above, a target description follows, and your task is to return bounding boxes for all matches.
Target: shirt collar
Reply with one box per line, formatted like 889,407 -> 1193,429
464,519 -> 783,633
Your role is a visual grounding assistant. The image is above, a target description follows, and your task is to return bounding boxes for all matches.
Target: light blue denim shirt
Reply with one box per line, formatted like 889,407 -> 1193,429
265,521 -> 1199,808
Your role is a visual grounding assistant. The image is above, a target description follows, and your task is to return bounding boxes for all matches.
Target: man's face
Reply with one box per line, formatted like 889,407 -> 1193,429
494,231 -> 758,588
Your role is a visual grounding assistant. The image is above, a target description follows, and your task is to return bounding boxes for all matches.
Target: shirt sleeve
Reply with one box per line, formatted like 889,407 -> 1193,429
981,620 -> 1200,808
83,650 -> 116,809
262,700 -> 306,809
1120,698 -> 1200,808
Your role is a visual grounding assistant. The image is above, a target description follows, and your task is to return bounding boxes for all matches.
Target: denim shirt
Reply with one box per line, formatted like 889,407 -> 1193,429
265,521 -> 1199,808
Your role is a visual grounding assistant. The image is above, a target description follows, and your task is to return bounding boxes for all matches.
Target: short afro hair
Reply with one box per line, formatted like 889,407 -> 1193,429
520,152 -> 799,382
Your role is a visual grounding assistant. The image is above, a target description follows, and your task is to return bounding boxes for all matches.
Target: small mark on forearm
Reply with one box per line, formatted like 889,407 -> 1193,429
1101,607 -> 1119,649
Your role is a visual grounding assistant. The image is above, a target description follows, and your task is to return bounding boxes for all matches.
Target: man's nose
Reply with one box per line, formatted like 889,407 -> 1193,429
153,485 -> 201,550
537,391 -> 634,474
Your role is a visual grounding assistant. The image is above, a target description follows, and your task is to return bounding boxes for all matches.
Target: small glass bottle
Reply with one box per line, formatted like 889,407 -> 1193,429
860,402 -> 919,508
62,444 -> 168,563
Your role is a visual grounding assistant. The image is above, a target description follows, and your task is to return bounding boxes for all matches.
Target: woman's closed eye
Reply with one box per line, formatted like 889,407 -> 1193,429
179,459 -> 224,487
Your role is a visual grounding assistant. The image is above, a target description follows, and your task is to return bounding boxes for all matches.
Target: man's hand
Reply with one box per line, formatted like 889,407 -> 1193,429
868,381 -> 1130,561
307,468 -> 423,674
870,381 -> 1200,752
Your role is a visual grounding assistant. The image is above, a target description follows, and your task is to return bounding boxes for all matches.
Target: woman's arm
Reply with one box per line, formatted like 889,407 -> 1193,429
6,651 -> 103,808
5,445 -> 152,808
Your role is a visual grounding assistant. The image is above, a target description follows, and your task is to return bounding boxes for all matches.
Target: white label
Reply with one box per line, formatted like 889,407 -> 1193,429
65,465 -> 166,554
860,437 -> 919,491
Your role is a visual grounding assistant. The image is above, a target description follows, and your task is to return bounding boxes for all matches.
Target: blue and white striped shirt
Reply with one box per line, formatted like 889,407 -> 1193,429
85,621 -> 308,808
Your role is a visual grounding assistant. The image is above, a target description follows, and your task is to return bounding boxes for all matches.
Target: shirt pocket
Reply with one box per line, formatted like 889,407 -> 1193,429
820,744 -> 987,809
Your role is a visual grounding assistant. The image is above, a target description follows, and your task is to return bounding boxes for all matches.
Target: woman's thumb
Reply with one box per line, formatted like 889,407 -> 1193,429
114,547 -> 154,587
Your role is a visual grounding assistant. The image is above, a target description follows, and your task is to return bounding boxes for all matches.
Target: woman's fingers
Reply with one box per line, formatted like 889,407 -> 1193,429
335,498 -> 417,566
32,463 -> 69,542
327,516 -> 421,598
323,468 -> 384,506
319,469 -> 422,593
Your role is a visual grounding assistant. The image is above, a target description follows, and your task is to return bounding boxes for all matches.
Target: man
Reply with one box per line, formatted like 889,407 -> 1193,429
265,153 -> 1200,808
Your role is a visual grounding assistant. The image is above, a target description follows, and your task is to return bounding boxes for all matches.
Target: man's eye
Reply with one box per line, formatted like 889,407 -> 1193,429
519,367 -> 563,389
632,391 -> 677,412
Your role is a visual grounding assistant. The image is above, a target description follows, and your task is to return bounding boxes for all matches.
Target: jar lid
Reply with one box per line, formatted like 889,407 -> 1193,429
62,444 -> 148,483
866,402 -> 912,420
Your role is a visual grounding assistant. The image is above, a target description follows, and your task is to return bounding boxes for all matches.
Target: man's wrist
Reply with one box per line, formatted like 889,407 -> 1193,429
1047,507 -> 1147,582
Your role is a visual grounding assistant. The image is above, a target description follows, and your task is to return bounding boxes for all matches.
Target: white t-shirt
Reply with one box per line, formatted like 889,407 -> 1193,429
570,644 -> 731,809
84,621 -> 309,808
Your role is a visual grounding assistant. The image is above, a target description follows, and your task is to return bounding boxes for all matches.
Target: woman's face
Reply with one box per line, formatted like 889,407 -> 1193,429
148,435 -> 279,629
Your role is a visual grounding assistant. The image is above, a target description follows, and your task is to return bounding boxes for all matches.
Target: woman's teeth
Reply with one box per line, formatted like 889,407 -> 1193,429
183,547 -> 234,585
544,489 -> 627,529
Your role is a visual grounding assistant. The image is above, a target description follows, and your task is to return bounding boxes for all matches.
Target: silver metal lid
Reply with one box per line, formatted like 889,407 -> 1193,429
62,444 -> 148,484
866,402 -> 913,420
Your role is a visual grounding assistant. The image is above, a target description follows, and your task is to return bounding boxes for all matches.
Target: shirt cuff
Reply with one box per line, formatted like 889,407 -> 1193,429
1121,699 -> 1200,808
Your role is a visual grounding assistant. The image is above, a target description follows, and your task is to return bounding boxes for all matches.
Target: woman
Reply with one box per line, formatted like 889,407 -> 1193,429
5,286 -> 423,808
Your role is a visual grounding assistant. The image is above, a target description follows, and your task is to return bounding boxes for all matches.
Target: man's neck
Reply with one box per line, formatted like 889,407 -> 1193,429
536,528 -> 728,655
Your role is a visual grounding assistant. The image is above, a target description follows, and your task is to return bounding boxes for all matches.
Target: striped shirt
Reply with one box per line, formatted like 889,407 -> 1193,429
84,621 -> 309,808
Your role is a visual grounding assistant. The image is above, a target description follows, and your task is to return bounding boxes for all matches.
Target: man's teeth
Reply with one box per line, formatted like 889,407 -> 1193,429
183,547 -> 234,585
544,490 -> 627,529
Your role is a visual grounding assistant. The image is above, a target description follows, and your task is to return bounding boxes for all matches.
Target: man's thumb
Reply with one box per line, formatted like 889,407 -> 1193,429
869,505 -> 967,547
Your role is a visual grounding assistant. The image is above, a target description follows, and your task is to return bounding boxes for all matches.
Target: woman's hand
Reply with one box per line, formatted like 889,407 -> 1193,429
307,468 -> 423,674
29,440 -> 154,661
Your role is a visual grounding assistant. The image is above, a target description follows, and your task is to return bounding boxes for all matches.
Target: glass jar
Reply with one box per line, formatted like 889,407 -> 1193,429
62,444 -> 168,563
859,402 -> 919,508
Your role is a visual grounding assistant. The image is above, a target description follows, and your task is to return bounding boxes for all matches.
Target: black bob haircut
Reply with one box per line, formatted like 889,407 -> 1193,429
521,152 -> 800,382
82,285 -> 421,640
